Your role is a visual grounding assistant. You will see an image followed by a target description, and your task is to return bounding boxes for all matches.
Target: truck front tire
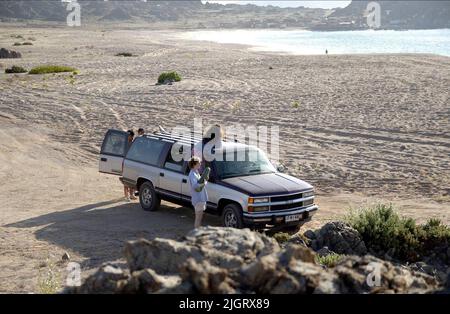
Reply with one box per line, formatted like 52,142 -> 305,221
221,204 -> 244,229
139,181 -> 160,212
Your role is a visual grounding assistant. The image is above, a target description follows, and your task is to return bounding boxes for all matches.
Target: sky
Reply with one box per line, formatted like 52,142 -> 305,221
202,1 -> 352,9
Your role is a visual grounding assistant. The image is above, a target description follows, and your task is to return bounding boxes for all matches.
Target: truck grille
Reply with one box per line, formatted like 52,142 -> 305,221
270,202 -> 303,211
270,193 -> 303,203
269,198 -> 314,211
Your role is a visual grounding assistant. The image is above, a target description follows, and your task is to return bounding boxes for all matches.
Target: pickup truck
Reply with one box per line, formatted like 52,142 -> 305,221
99,129 -> 318,229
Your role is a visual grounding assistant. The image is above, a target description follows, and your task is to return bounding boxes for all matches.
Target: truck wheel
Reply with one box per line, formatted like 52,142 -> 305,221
139,181 -> 160,212
222,204 -> 243,229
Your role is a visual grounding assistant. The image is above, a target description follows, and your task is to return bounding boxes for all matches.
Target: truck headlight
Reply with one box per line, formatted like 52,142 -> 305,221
303,191 -> 314,198
248,206 -> 269,212
248,197 -> 269,204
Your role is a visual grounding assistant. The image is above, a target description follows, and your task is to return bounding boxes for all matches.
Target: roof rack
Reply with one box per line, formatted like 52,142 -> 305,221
145,130 -> 201,146
146,128 -> 239,145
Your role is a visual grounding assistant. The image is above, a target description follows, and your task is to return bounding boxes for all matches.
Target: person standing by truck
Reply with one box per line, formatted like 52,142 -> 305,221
123,130 -> 136,201
188,156 -> 208,229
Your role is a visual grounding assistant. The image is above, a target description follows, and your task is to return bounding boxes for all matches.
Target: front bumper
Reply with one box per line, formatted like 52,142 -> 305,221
243,205 -> 319,227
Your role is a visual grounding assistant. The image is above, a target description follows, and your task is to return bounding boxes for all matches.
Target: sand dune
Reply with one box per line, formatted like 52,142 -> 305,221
0,26 -> 449,292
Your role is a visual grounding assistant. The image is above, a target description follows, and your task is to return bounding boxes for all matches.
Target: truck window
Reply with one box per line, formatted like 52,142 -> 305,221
101,131 -> 127,157
126,137 -> 166,166
164,148 -> 184,172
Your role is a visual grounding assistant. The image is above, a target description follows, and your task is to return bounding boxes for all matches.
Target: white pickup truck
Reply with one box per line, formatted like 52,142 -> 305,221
99,129 -> 318,230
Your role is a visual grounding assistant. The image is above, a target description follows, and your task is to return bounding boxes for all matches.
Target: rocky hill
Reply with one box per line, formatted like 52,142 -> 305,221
0,1 -> 448,30
0,0 -> 203,22
0,0 -> 327,28
320,0 -> 450,30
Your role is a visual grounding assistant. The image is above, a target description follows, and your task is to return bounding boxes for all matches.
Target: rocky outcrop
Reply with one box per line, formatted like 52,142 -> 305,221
64,227 -> 444,294
0,48 -> 22,59
305,222 -> 367,255
124,227 -> 279,274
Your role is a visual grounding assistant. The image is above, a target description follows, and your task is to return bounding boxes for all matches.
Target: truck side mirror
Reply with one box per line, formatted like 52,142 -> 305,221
277,164 -> 286,173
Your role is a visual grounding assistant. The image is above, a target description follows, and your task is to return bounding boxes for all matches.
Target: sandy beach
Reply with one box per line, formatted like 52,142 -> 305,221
0,26 -> 449,292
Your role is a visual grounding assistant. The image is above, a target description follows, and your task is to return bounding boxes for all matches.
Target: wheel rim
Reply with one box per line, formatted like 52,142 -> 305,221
224,211 -> 238,228
142,187 -> 152,207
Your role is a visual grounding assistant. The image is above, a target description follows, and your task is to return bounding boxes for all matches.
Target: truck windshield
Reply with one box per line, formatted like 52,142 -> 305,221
214,149 -> 276,179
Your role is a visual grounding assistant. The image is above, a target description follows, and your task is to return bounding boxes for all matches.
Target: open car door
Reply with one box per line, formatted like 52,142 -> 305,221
99,129 -> 129,175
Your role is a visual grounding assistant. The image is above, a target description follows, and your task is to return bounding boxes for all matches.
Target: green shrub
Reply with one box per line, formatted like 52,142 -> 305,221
5,65 -> 28,74
420,218 -> 450,251
115,52 -> 133,57
272,232 -> 291,244
316,253 -> 344,267
13,42 -> 22,46
29,65 -> 77,75
346,204 -> 450,262
157,71 -> 181,84
22,42 -> 33,46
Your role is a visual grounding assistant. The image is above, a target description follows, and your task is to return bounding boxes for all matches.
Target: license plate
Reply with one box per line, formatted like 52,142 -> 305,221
285,214 -> 301,223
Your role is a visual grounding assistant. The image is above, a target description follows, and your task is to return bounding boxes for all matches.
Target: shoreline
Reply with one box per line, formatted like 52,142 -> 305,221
177,28 -> 450,57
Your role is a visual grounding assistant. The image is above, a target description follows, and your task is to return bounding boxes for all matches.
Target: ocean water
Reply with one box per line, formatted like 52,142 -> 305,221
182,29 -> 450,56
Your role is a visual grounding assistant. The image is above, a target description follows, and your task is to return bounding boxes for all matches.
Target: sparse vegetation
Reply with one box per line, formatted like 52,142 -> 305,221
29,65 -> 78,75
272,232 -> 291,244
315,253 -> 344,267
66,73 -> 77,85
346,204 -> 450,262
37,259 -> 61,294
231,100 -> 241,113
5,65 -> 27,74
202,100 -> 213,110
115,52 -> 133,57
292,101 -> 300,108
157,71 -> 181,84
13,42 -> 33,46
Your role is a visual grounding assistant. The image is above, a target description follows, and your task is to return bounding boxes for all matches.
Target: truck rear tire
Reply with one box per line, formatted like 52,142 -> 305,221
139,181 -> 160,212
221,204 -> 244,229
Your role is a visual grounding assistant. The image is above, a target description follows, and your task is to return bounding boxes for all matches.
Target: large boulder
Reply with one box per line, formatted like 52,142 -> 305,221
124,226 -> 279,274
65,227 -> 444,294
306,222 -> 367,255
0,48 -> 22,59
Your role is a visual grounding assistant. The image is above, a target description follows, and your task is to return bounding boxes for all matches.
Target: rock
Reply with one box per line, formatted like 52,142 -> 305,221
0,48 -> 21,58
446,272 -> 450,289
122,269 -> 170,294
311,222 -> 367,255
180,258 -> 236,294
124,238 -> 204,274
279,244 -> 316,264
66,264 -> 129,294
287,233 -> 309,247
334,255 -> 440,294
317,246 -> 333,257
303,229 -> 316,240
61,252 -> 70,262
67,227 -> 443,294
124,227 -> 279,274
